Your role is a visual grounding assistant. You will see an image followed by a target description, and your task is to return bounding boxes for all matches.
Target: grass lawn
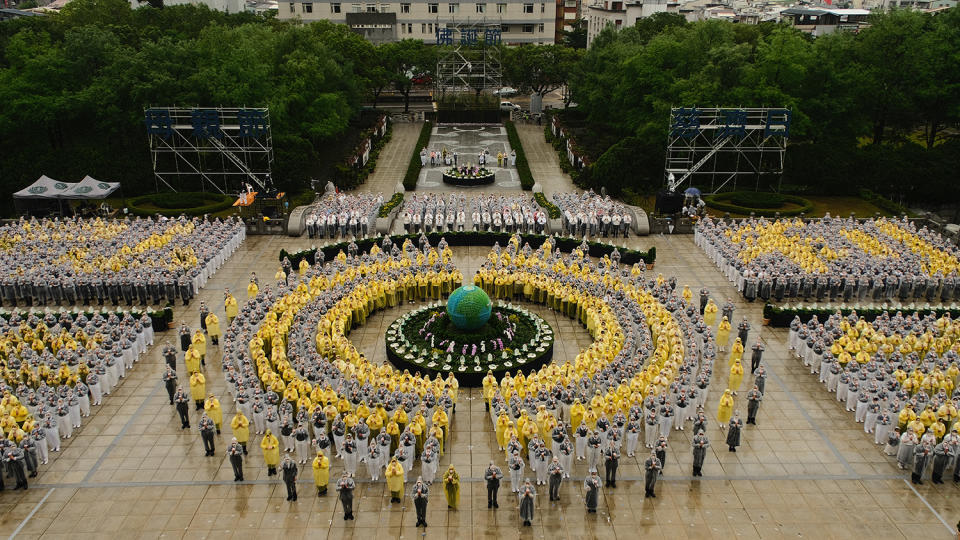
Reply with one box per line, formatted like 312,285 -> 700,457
704,195 -> 892,219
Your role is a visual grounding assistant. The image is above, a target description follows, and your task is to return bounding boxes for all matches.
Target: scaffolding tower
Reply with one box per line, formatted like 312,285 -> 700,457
435,21 -> 503,96
664,107 -> 791,193
145,107 -> 275,194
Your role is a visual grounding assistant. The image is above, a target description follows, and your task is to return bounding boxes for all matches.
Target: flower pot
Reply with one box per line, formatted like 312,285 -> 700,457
761,318 -> 770,326
645,263 -> 655,270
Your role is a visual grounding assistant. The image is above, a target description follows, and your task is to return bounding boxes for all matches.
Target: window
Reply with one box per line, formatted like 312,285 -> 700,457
331,1 -> 341,10
401,2 -> 410,11
422,23 -> 426,32
407,23 -> 413,32
428,2 -> 438,11
501,23 -> 509,32
366,3 -> 376,11
496,2 -> 506,11
522,23 -> 534,32
448,2 -> 459,12
352,3 -> 361,11
288,2 -> 294,11
540,2 -> 545,11
522,3 -> 533,12
303,2 -> 313,11
429,23 -> 434,32
538,22 -> 544,32
476,2 -> 485,12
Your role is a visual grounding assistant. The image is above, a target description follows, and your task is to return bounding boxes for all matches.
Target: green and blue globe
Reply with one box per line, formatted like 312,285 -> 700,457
446,285 -> 492,330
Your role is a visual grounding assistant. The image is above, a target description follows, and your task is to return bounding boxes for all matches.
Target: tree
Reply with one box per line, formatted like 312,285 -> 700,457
503,44 -> 583,97
561,18 -> 586,49
380,39 -> 435,112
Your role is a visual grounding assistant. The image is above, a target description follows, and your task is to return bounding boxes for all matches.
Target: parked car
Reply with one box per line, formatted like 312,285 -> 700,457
499,101 -> 521,112
493,87 -> 517,96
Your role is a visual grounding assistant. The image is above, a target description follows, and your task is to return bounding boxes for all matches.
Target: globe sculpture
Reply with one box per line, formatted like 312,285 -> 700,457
446,285 -> 493,330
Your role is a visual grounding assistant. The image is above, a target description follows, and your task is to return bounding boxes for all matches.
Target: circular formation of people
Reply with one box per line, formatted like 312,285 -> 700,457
696,215 -> 960,302
1,202 -> 957,531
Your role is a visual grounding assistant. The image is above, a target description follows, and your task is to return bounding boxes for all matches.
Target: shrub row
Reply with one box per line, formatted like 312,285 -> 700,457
534,192 -> 561,219
859,189 -> 911,217
333,119 -> 392,190
545,120 -> 591,188
280,232 -> 655,268
403,121 -> 433,191
504,121 -> 534,190
703,191 -> 814,217
127,192 -> 235,217
378,192 -> 404,218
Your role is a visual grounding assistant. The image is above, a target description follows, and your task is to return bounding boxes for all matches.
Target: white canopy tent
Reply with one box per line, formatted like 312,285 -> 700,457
65,175 -> 121,199
12,175 -> 77,199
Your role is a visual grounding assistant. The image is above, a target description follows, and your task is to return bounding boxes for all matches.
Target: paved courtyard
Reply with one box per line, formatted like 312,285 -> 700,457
0,232 -> 956,540
417,125 -> 522,192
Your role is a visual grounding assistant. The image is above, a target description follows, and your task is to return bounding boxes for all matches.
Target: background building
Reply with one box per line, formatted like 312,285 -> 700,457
585,0 -> 677,46
554,0 -> 580,43
279,0 -> 556,44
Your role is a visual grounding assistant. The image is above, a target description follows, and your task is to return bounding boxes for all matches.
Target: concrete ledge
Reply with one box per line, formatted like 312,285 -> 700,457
626,205 -> 650,236
547,218 -> 562,234
287,205 -> 310,236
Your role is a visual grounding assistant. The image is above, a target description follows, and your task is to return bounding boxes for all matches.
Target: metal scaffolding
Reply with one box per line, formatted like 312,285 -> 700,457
435,21 -> 503,96
145,107 -> 275,194
664,107 -> 791,193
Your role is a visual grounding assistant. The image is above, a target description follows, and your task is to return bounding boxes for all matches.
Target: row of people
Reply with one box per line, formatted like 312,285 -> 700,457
553,191 -> 633,238
400,194 -> 548,235
304,192 -> 383,239
696,215 -> 960,302
421,148 -> 517,168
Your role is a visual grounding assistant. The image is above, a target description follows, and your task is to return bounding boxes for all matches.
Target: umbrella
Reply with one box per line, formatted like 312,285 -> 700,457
684,187 -> 702,197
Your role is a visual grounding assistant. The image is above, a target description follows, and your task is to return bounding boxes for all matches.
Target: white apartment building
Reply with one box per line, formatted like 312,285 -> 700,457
585,0 -> 677,46
278,0 -> 556,44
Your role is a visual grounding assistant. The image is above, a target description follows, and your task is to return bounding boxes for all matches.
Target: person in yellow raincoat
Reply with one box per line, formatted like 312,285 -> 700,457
704,299 -> 718,327
386,456 -> 405,502
205,312 -> 221,346
443,464 -> 460,509
191,330 -> 207,365
184,346 -> 201,374
313,449 -> 330,496
231,410 -> 250,453
482,371 -> 497,412
728,360 -> 744,395
189,372 -> 206,410
261,429 -> 280,476
224,289 -> 239,325
717,316 -> 732,351
729,338 -> 744,366
247,279 -> 259,299
204,394 -> 223,433
717,389 -> 735,427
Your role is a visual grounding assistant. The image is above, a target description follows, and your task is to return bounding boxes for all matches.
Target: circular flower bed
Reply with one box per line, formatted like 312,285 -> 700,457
385,302 -> 554,385
442,167 -> 496,186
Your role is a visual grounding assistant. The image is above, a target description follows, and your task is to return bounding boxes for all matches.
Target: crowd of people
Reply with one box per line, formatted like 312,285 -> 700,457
304,192 -> 383,240
470,236 -> 759,503
400,194 -> 547,235
165,235 -> 473,515
0,310 -> 155,489
790,311 -> 960,484
0,216 -> 244,307
696,215 -> 960,303
421,147 -> 516,168
553,191 -> 633,238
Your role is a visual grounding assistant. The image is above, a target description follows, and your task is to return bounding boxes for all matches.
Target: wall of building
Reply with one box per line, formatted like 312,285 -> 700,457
279,0 -> 556,43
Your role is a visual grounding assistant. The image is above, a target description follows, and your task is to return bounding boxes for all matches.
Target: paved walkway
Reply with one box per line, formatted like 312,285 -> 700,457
356,121 -> 423,195
515,123 -> 579,197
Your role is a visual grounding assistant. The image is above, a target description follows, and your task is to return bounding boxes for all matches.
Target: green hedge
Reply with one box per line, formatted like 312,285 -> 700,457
762,303 -> 960,327
403,121 -> 433,191
378,192 -> 404,218
534,192 -> 561,219
859,189 -> 911,217
505,121 -> 534,190
280,232 -> 655,268
703,191 -> 814,217
127,192 -> 235,217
